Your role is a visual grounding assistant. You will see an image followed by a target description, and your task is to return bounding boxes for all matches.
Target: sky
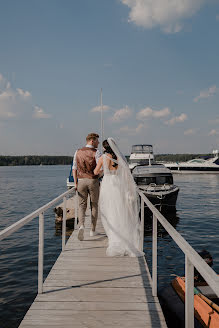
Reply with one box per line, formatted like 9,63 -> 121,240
0,0 -> 219,156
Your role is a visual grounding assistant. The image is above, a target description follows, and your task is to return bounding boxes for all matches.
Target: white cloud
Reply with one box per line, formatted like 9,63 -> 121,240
111,106 -> 132,122
91,105 -> 111,112
0,74 -> 31,119
208,129 -> 219,136
194,85 -> 218,102
119,123 -> 145,135
0,73 -> 49,121
16,88 -> 31,99
137,106 -> 170,120
120,0 -> 205,33
33,106 -> 51,119
184,128 -> 197,135
216,15 -> 219,21
0,89 -> 15,101
165,113 -> 187,125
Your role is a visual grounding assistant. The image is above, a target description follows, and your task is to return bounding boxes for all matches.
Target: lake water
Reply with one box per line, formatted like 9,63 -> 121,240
0,166 -> 218,327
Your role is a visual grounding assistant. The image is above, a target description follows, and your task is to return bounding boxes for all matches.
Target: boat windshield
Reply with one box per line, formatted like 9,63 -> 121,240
189,159 -> 206,163
131,145 -> 153,154
129,158 -> 150,165
135,176 -> 173,185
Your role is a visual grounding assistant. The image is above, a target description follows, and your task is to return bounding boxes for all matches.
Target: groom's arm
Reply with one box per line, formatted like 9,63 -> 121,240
94,156 -> 103,176
72,150 -> 78,190
73,169 -> 78,190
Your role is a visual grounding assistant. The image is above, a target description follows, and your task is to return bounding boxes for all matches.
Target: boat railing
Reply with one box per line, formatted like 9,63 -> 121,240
138,188 -> 219,328
0,187 -> 75,294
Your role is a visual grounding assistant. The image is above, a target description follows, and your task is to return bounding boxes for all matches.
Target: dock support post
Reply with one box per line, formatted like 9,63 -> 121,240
38,212 -> 44,294
185,255 -> 194,328
152,213 -> 157,297
141,196 -> 144,251
74,190 -> 78,230
62,196 -> 67,251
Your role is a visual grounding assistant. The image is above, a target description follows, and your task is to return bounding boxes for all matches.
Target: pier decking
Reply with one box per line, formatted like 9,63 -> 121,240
19,214 -> 167,328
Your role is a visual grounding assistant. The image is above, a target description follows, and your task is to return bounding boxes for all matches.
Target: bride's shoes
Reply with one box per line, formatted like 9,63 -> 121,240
90,230 -> 97,237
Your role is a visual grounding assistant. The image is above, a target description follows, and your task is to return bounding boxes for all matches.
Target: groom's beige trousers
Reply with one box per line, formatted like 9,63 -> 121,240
77,178 -> 100,230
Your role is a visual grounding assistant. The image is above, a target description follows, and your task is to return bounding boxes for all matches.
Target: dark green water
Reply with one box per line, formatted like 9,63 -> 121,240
0,166 -> 218,327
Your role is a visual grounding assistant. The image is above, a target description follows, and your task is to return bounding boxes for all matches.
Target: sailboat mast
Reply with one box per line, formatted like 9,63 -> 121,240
100,88 -> 103,151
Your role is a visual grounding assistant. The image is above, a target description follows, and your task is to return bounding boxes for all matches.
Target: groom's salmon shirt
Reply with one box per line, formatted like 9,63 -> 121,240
76,147 -> 98,179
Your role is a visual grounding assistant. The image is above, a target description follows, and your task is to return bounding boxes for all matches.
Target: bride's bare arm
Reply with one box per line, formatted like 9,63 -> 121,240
94,156 -> 103,175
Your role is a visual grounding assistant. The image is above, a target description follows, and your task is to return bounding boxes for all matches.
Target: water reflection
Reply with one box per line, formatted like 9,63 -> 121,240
55,226 -> 74,237
143,207 -> 180,237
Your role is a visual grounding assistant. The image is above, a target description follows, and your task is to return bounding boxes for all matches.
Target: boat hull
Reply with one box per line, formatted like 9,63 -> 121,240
159,284 -> 203,328
139,186 -> 179,209
168,166 -> 219,173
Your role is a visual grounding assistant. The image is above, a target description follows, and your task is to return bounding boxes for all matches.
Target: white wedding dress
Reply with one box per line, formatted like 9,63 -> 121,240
99,138 -> 143,257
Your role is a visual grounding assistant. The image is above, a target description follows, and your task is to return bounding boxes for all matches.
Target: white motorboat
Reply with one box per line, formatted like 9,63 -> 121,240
130,145 -> 179,209
164,150 -> 219,173
67,164 -> 75,189
129,144 -> 154,170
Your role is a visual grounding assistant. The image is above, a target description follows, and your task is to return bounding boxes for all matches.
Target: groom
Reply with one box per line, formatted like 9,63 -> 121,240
73,133 -> 101,241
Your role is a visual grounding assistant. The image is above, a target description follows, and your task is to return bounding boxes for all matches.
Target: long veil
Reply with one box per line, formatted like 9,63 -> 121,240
106,137 -> 143,256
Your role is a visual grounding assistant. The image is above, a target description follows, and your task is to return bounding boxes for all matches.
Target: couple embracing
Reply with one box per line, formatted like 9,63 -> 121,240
73,133 -> 143,257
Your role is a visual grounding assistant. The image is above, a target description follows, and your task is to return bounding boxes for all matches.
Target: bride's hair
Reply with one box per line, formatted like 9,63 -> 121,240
102,139 -> 118,167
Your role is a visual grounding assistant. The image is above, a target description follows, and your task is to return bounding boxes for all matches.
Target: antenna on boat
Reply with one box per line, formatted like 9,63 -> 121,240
100,88 -> 104,152
149,153 -> 151,166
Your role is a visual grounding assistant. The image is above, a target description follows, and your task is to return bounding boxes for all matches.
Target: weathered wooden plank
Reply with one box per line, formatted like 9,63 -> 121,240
43,280 -> 151,288
20,321 -> 165,328
28,301 -> 162,311
52,259 -> 143,267
54,256 -> 140,263
51,264 -> 147,273
20,326 -> 163,328
21,310 -> 167,325
44,272 -> 149,282
35,288 -> 154,303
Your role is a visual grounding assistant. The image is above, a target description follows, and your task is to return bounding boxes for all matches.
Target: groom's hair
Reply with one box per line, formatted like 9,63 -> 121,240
86,133 -> 99,142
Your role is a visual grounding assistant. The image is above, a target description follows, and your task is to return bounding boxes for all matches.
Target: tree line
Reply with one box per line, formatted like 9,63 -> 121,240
0,156 -> 72,166
0,154 -> 212,166
154,153 -> 212,162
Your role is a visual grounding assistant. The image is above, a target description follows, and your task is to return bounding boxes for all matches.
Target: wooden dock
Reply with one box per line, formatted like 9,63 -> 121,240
19,214 -> 167,328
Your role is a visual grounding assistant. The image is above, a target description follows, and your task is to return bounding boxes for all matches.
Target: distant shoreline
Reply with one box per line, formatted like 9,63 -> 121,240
0,156 -> 72,166
0,154 -> 212,166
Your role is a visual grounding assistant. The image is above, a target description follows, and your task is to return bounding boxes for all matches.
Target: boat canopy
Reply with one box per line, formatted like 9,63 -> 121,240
131,145 -> 153,154
132,164 -> 172,176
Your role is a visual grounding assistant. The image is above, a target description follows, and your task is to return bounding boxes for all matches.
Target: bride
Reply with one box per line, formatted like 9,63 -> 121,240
94,137 -> 143,257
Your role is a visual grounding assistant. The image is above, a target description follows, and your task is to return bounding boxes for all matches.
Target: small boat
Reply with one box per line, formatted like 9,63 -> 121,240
164,150 -> 219,173
172,276 -> 219,328
159,250 -> 219,328
67,164 -> 75,189
132,164 -> 179,208
129,145 -> 179,209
